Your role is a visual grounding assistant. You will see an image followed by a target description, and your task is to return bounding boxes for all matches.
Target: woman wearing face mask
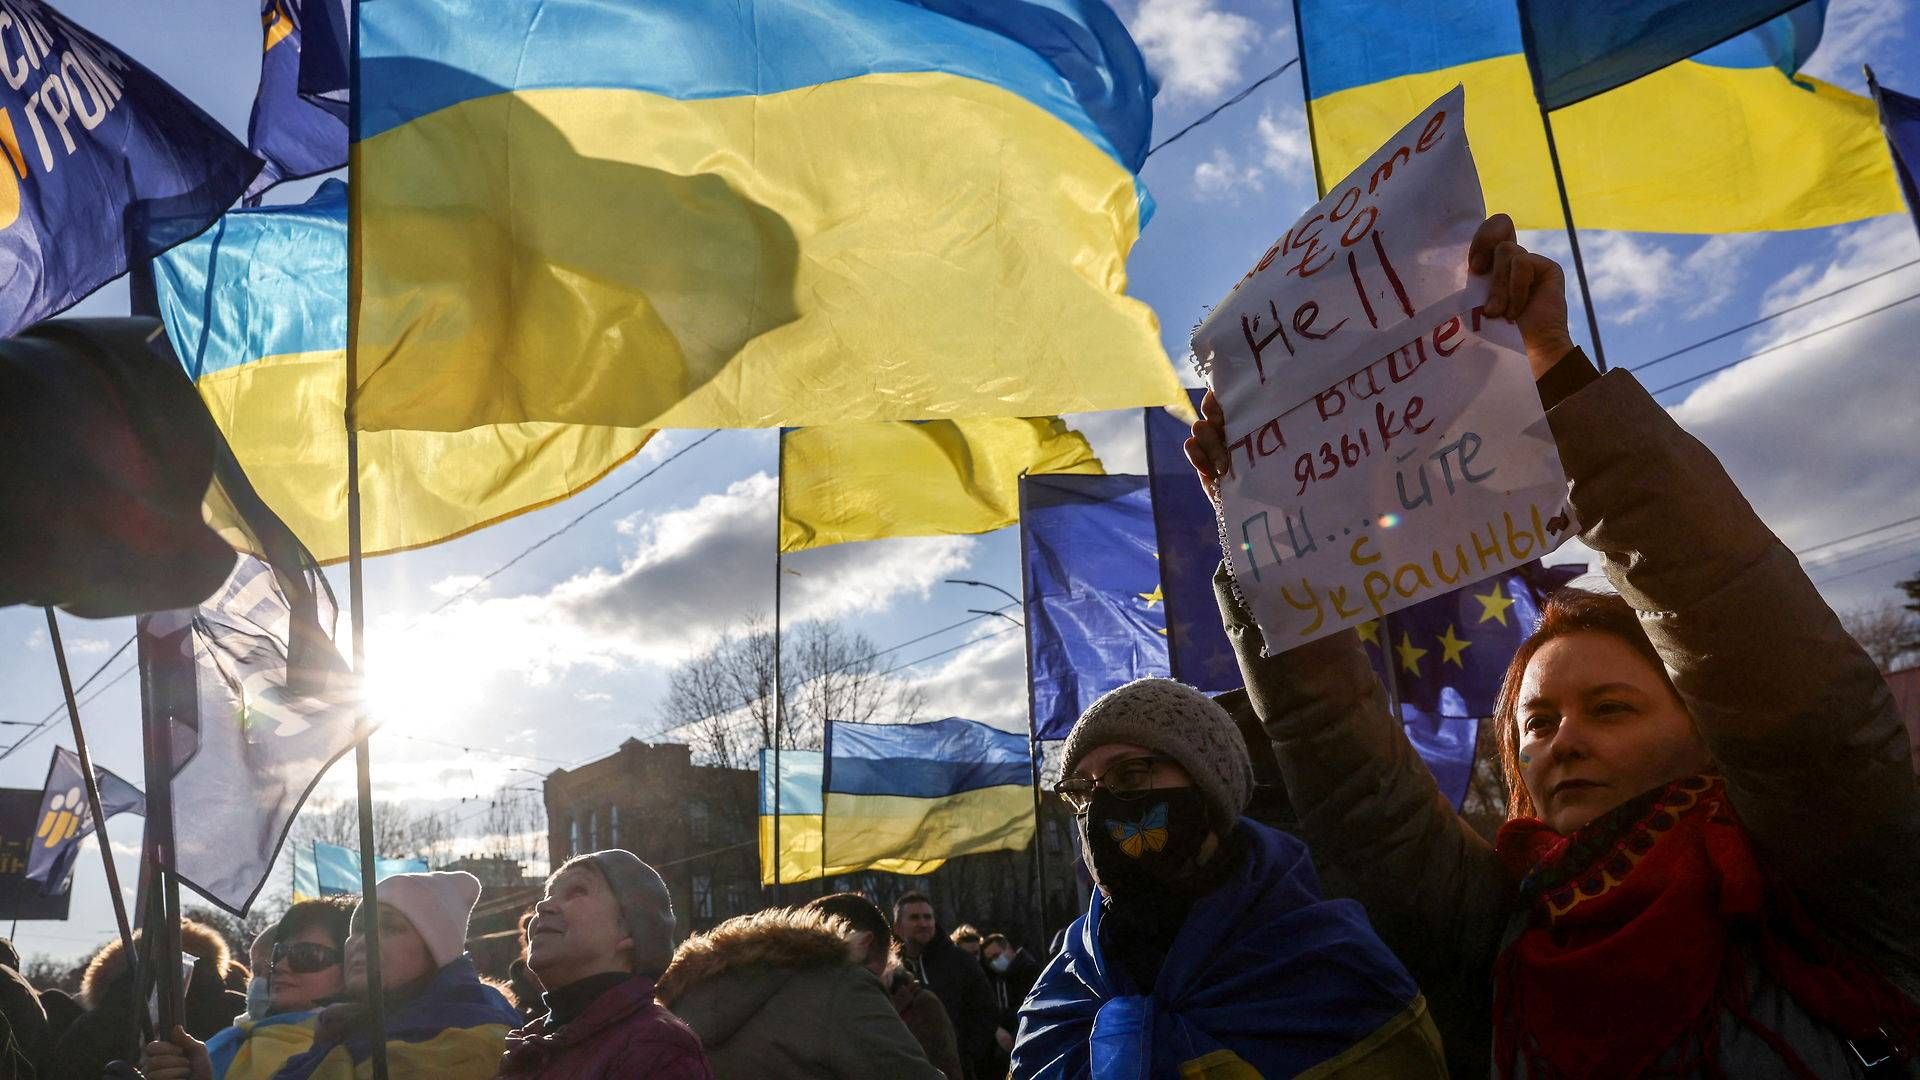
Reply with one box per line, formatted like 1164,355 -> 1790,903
141,899 -> 354,1080
1010,678 -> 1447,1078
1190,214 -> 1920,1078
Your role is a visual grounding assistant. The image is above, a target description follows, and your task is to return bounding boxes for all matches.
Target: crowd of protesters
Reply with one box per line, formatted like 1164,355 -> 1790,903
0,215 -> 1911,1077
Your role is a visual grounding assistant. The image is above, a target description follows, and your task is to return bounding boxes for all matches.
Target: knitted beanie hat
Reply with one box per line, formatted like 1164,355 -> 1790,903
374,871 -> 481,969
1060,677 -> 1253,831
564,849 -> 677,977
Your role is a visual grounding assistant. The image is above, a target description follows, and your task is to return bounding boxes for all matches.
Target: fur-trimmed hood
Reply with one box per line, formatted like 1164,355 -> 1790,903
79,918 -> 232,1008
655,907 -> 859,1008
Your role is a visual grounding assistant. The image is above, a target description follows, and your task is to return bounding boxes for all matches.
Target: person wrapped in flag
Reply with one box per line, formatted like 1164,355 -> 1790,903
1012,678 -> 1446,1077
1190,213 -> 1920,1077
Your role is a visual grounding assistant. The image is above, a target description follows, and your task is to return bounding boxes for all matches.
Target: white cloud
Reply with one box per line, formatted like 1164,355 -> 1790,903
900,630 -> 1030,732
23,628 -> 46,650
430,574 -> 489,598
1584,232 -> 1765,324
1127,0 -> 1261,103
1802,0 -> 1906,88
1666,216 -> 1920,611
1066,409 -> 1150,473
366,474 -> 975,730
64,637 -> 111,655
1188,105 -> 1314,202
574,690 -> 613,704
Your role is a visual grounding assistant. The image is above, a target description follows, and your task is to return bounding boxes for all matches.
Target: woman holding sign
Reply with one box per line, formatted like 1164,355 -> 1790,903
1189,215 -> 1920,1079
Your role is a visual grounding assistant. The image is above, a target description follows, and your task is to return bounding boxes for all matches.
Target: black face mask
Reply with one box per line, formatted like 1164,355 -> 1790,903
1079,787 -> 1214,902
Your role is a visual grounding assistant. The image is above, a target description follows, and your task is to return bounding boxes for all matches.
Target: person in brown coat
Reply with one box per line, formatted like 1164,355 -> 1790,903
1188,212 -> 1920,1078
808,893 -> 963,1080
657,905 -> 940,1080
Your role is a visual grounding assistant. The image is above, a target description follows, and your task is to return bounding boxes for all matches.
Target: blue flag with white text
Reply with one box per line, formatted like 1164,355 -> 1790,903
0,0 -> 258,337
25,746 -> 143,894
246,0 -> 346,197
1021,474 -> 1170,741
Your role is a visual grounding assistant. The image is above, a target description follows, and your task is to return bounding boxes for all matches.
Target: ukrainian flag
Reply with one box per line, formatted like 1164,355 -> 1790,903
351,0 -> 1187,438
778,417 -> 1103,553
151,180 -> 654,562
1298,0 -> 1904,232
757,717 -> 1033,885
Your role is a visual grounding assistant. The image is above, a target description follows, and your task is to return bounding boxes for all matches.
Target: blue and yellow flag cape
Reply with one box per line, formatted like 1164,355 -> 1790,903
350,0 -> 1187,437
1297,0 -> 1902,232
151,180 -> 655,561
779,418 -> 1103,553
0,0 -> 257,337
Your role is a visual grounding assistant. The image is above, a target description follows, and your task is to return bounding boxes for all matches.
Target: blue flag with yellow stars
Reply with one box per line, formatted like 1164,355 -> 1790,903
0,0 -> 259,339
1358,563 -> 1583,807
25,746 -> 143,894
245,0 -> 346,197
1146,390 -> 1239,694
1021,474 -> 1170,741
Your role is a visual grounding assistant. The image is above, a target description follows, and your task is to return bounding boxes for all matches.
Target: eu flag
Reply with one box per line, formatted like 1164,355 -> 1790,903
1145,391 -> 1238,694
1358,563 -> 1582,806
245,0 -> 346,197
25,746 -> 143,894
0,0 -> 259,338
1020,474 -> 1169,741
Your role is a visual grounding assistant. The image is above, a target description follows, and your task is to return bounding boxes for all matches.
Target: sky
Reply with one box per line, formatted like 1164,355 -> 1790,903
6,0 -> 1918,964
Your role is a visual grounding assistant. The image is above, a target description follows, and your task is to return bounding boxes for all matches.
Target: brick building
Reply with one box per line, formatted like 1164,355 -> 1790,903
544,737 -> 1083,949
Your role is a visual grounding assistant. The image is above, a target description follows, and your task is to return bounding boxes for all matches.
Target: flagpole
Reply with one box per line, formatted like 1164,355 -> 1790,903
772,432 -> 785,905
345,2 -> 393,1074
44,611 -> 139,992
1865,64 -> 1920,247
1289,0 -> 1326,199
1378,610 -> 1403,721
1534,108 -> 1608,371
1015,474 -> 1048,940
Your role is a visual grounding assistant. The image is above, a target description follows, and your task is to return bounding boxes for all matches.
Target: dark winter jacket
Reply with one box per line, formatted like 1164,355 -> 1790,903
0,960 -> 47,1075
657,908 -> 941,1080
885,966 -> 964,1080
898,928 -> 997,1080
984,949 -> 1041,1036
1220,357 -> 1920,1076
495,973 -> 710,1079
46,920 -> 244,1080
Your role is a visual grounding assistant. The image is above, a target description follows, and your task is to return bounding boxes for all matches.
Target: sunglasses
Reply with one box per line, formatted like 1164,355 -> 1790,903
272,941 -> 342,974
1052,754 -> 1171,814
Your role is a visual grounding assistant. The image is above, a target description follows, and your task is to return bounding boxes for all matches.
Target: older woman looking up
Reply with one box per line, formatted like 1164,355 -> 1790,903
1188,214 -> 1920,1078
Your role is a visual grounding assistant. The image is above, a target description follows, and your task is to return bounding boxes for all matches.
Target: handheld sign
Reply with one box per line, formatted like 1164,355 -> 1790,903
1192,87 -> 1575,650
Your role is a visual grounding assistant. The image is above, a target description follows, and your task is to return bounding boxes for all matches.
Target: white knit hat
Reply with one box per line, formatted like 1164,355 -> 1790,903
372,871 -> 480,969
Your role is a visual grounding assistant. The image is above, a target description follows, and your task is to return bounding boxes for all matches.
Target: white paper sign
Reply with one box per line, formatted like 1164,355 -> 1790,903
1192,85 -> 1483,408
1193,87 -> 1577,649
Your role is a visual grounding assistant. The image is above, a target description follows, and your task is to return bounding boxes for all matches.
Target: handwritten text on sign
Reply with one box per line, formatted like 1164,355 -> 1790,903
1194,87 -> 1575,648
1191,85 -> 1484,409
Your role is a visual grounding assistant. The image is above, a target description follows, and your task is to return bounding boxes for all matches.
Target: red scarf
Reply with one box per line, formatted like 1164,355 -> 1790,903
1492,775 -> 1920,1079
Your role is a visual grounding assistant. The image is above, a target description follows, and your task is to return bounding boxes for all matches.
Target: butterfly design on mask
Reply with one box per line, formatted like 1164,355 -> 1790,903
1106,802 -> 1169,858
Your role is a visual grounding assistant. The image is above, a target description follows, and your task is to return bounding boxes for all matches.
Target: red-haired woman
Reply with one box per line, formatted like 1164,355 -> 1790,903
1187,214 -> 1920,1079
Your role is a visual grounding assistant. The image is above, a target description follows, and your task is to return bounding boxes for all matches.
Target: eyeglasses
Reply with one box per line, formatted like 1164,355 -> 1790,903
272,942 -> 342,974
1052,754 -> 1170,814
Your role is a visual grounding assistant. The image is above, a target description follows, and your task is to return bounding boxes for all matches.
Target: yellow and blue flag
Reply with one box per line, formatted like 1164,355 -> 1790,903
290,841 -> 428,903
1518,0 -> 1812,109
779,418 -> 1103,553
350,0 -> 1186,437
24,746 -> 143,894
822,716 -> 1033,877
759,748 -> 830,886
1020,474 -> 1170,741
0,0 -> 258,338
151,180 -> 655,562
244,0 -> 345,198
1298,0 -> 1903,232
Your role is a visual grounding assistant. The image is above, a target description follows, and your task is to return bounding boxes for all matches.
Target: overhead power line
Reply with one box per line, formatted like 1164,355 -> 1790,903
1795,513 -> 1920,557
1146,57 -> 1299,158
1631,258 -> 1920,375
1650,289 -> 1920,397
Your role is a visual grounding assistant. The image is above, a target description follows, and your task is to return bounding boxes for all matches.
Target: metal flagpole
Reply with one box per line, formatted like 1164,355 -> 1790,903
1290,0 -> 1327,200
772,432 -> 786,905
45,610 -> 142,1035
1535,107 -> 1609,371
1377,611 -> 1403,721
1015,474 -> 1049,937
345,2 -> 392,1073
